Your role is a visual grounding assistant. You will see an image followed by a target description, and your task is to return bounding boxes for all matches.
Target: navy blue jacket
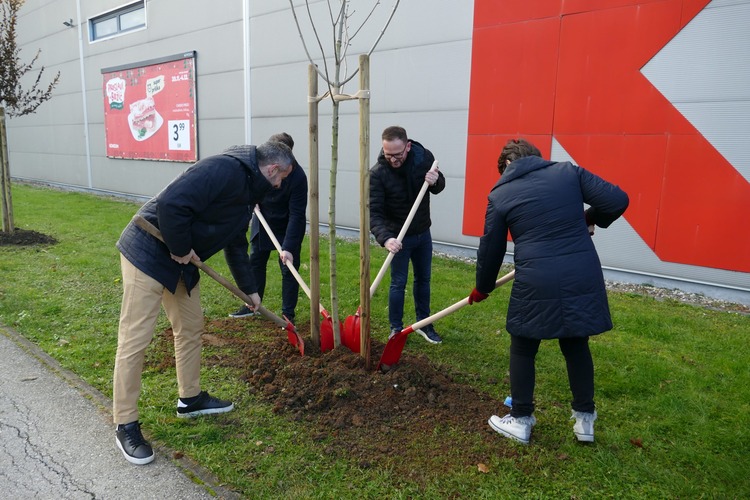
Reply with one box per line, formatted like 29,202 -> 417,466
117,145 -> 273,294
369,140 -> 446,246
250,160 -> 308,254
476,156 -> 629,339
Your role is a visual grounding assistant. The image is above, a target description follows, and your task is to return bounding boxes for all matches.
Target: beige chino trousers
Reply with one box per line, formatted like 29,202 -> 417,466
113,255 -> 204,424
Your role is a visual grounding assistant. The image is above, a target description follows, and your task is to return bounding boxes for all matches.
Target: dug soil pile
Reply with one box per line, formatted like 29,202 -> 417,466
151,317 -> 517,479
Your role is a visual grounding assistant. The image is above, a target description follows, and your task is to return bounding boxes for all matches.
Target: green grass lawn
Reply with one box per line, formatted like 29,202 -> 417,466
1,183 -> 749,498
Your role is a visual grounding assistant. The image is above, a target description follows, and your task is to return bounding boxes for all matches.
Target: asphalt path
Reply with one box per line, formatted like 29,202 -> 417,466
0,325 -> 238,499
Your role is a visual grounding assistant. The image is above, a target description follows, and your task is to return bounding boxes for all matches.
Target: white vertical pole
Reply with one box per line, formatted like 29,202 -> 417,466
242,0 -> 252,144
75,0 -> 92,187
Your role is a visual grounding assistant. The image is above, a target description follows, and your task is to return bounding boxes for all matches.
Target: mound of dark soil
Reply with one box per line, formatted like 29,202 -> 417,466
0,228 -> 57,246
150,317 -> 516,480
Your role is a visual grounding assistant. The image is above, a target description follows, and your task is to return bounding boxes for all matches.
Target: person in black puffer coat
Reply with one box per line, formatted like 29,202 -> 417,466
370,126 -> 446,344
468,138 -> 629,445
226,132 -> 308,325
113,141 -> 295,466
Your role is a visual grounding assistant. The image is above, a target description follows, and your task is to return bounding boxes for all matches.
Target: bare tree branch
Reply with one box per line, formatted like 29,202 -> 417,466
349,1 -> 380,42
367,0 -> 399,57
290,1 -> 399,91
333,1 -> 346,66
0,0 -> 60,117
288,0 -> 331,84
339,0 -> 399,87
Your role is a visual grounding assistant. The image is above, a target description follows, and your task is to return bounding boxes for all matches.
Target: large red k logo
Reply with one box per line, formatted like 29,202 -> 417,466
464,0 -> 750,273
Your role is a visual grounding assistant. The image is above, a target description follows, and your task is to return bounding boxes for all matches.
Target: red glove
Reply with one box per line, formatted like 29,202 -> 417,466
468,288 -> 489,304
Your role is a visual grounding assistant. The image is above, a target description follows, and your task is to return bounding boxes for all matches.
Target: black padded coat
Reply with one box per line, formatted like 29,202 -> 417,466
369,140 -> 445,246
116,145 -> 273,295
476,156 -> 629,339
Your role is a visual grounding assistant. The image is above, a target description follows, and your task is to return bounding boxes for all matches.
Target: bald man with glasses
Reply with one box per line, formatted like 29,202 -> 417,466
370,126 -> 446,344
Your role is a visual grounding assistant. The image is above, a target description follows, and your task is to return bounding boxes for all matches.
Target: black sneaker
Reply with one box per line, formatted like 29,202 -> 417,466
177,391 -> 234,418
416,326 -> 442,344
115,421 -> 154,465
229,305 -> 254,318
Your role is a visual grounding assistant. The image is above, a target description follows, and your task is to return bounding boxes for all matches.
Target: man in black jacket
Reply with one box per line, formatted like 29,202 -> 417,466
227,132 -> 308,325
370,126 -> 446,343
113,141 -> 295,465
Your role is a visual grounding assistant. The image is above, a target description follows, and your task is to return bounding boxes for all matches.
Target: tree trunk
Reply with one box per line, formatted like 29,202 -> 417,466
329,95 -> 341,347
0,107 -> 14,234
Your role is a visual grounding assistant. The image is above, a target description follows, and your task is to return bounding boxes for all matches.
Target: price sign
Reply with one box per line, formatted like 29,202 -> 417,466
168,120 -> 191,151
102,52 -> 198,162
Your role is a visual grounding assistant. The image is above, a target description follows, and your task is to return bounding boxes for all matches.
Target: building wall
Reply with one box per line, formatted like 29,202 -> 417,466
6,0 -> 749,301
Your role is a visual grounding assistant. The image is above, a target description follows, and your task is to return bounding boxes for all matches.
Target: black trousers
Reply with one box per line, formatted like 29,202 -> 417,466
248,244 -> 301,323
509,335 -> 595,418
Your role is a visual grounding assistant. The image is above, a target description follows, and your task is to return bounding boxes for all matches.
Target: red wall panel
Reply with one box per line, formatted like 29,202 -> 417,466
464,0 -> 750,273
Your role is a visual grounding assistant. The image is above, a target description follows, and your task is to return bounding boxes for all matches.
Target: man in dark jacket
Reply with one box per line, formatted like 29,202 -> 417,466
113,141 -> 295,465
370,126 -> 446,343
227,132 -> 308,325
469,138 -> 628,445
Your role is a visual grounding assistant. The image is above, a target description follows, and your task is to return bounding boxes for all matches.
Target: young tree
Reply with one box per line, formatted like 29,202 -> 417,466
289,0 -> 399,347
1,0 -> 60,233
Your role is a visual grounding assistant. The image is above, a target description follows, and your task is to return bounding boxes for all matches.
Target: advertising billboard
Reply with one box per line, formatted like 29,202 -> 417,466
101,51 -> 198,162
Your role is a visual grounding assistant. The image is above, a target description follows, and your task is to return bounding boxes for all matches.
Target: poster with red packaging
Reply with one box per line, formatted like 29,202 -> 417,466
101,51 -> 198,162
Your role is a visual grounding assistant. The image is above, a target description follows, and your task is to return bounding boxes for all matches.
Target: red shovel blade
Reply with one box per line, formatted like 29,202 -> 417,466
319,316 -> 347,353
284,317 -> 304,356
377,328 -> 411,370
342,308 -> 361,353
320,318 -> 334,353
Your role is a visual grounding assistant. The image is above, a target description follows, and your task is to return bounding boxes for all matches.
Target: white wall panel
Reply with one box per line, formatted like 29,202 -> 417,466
642,1 -> 750,183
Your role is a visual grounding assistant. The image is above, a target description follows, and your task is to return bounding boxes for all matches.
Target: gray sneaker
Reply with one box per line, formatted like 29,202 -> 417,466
488,414 -> 536,444
572,410 -> 597,442
229,305 -> 254,318
415,326 -> 442,344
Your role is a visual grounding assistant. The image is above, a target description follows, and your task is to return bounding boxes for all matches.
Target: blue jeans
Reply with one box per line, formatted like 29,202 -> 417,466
388,230 -> 433,330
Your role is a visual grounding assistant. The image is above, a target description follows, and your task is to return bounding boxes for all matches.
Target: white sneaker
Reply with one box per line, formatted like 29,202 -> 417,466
572,410 -> 597,442
488,414 -> 536,444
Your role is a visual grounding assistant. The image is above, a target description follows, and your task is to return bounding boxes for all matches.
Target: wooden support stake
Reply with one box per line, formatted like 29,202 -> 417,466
358,54 -> 371,367
308,64 -> 321,347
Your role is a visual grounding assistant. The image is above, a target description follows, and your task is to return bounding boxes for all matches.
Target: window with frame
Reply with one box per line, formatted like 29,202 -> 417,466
90,2 -> 146,41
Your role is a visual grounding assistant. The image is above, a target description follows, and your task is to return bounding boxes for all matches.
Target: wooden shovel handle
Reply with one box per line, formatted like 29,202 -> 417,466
132,215 -> 290,330
253,207 -> 329,317
403,270 -> 515,334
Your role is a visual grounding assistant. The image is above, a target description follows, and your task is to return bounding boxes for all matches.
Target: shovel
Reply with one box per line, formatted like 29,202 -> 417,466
377,269 -> 515,370
132,215 -> 304,355
341,161 -> 439,352
253,207 -> 340,352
